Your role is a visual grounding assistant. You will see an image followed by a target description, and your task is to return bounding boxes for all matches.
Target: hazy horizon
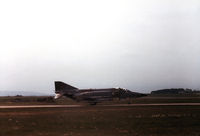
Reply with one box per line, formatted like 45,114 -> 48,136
0,0 -> 200,93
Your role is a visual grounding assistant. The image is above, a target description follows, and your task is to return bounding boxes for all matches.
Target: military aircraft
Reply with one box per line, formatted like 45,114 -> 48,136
54,81 -> 147,105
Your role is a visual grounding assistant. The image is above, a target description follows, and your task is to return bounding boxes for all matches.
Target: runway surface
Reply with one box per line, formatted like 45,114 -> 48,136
0,103 -> 200,109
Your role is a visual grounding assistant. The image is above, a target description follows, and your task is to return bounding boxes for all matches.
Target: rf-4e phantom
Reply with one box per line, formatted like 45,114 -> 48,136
54,81 -> 146,105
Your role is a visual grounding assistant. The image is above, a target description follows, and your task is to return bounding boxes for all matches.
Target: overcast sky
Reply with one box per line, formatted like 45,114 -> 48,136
0,0 -> 200,93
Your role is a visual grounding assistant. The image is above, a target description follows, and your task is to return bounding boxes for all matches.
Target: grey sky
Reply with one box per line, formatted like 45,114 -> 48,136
0,0 -> 200,93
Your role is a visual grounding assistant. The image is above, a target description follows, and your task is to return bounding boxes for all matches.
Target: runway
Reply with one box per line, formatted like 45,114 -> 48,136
0,103 -> 200,109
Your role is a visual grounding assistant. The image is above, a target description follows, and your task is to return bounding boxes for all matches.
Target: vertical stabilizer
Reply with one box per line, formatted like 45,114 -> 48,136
54,81 -> 78,99
55,81 -> 78,93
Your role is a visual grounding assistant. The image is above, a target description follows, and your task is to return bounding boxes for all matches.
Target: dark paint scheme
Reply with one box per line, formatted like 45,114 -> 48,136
54,81 -> 146,105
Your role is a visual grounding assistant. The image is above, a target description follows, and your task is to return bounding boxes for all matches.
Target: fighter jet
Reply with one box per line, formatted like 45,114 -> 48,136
54,81 -> 146,105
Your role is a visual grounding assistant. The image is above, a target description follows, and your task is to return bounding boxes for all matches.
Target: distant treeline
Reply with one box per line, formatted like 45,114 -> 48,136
151,88 -> 200,95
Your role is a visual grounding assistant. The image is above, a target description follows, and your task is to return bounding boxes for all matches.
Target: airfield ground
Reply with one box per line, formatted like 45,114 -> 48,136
0,96 -> 200,136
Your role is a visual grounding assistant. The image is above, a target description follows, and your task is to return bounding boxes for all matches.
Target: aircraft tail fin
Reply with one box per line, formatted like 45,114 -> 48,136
54,81 -> 78,99
55,81 -> 77,92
